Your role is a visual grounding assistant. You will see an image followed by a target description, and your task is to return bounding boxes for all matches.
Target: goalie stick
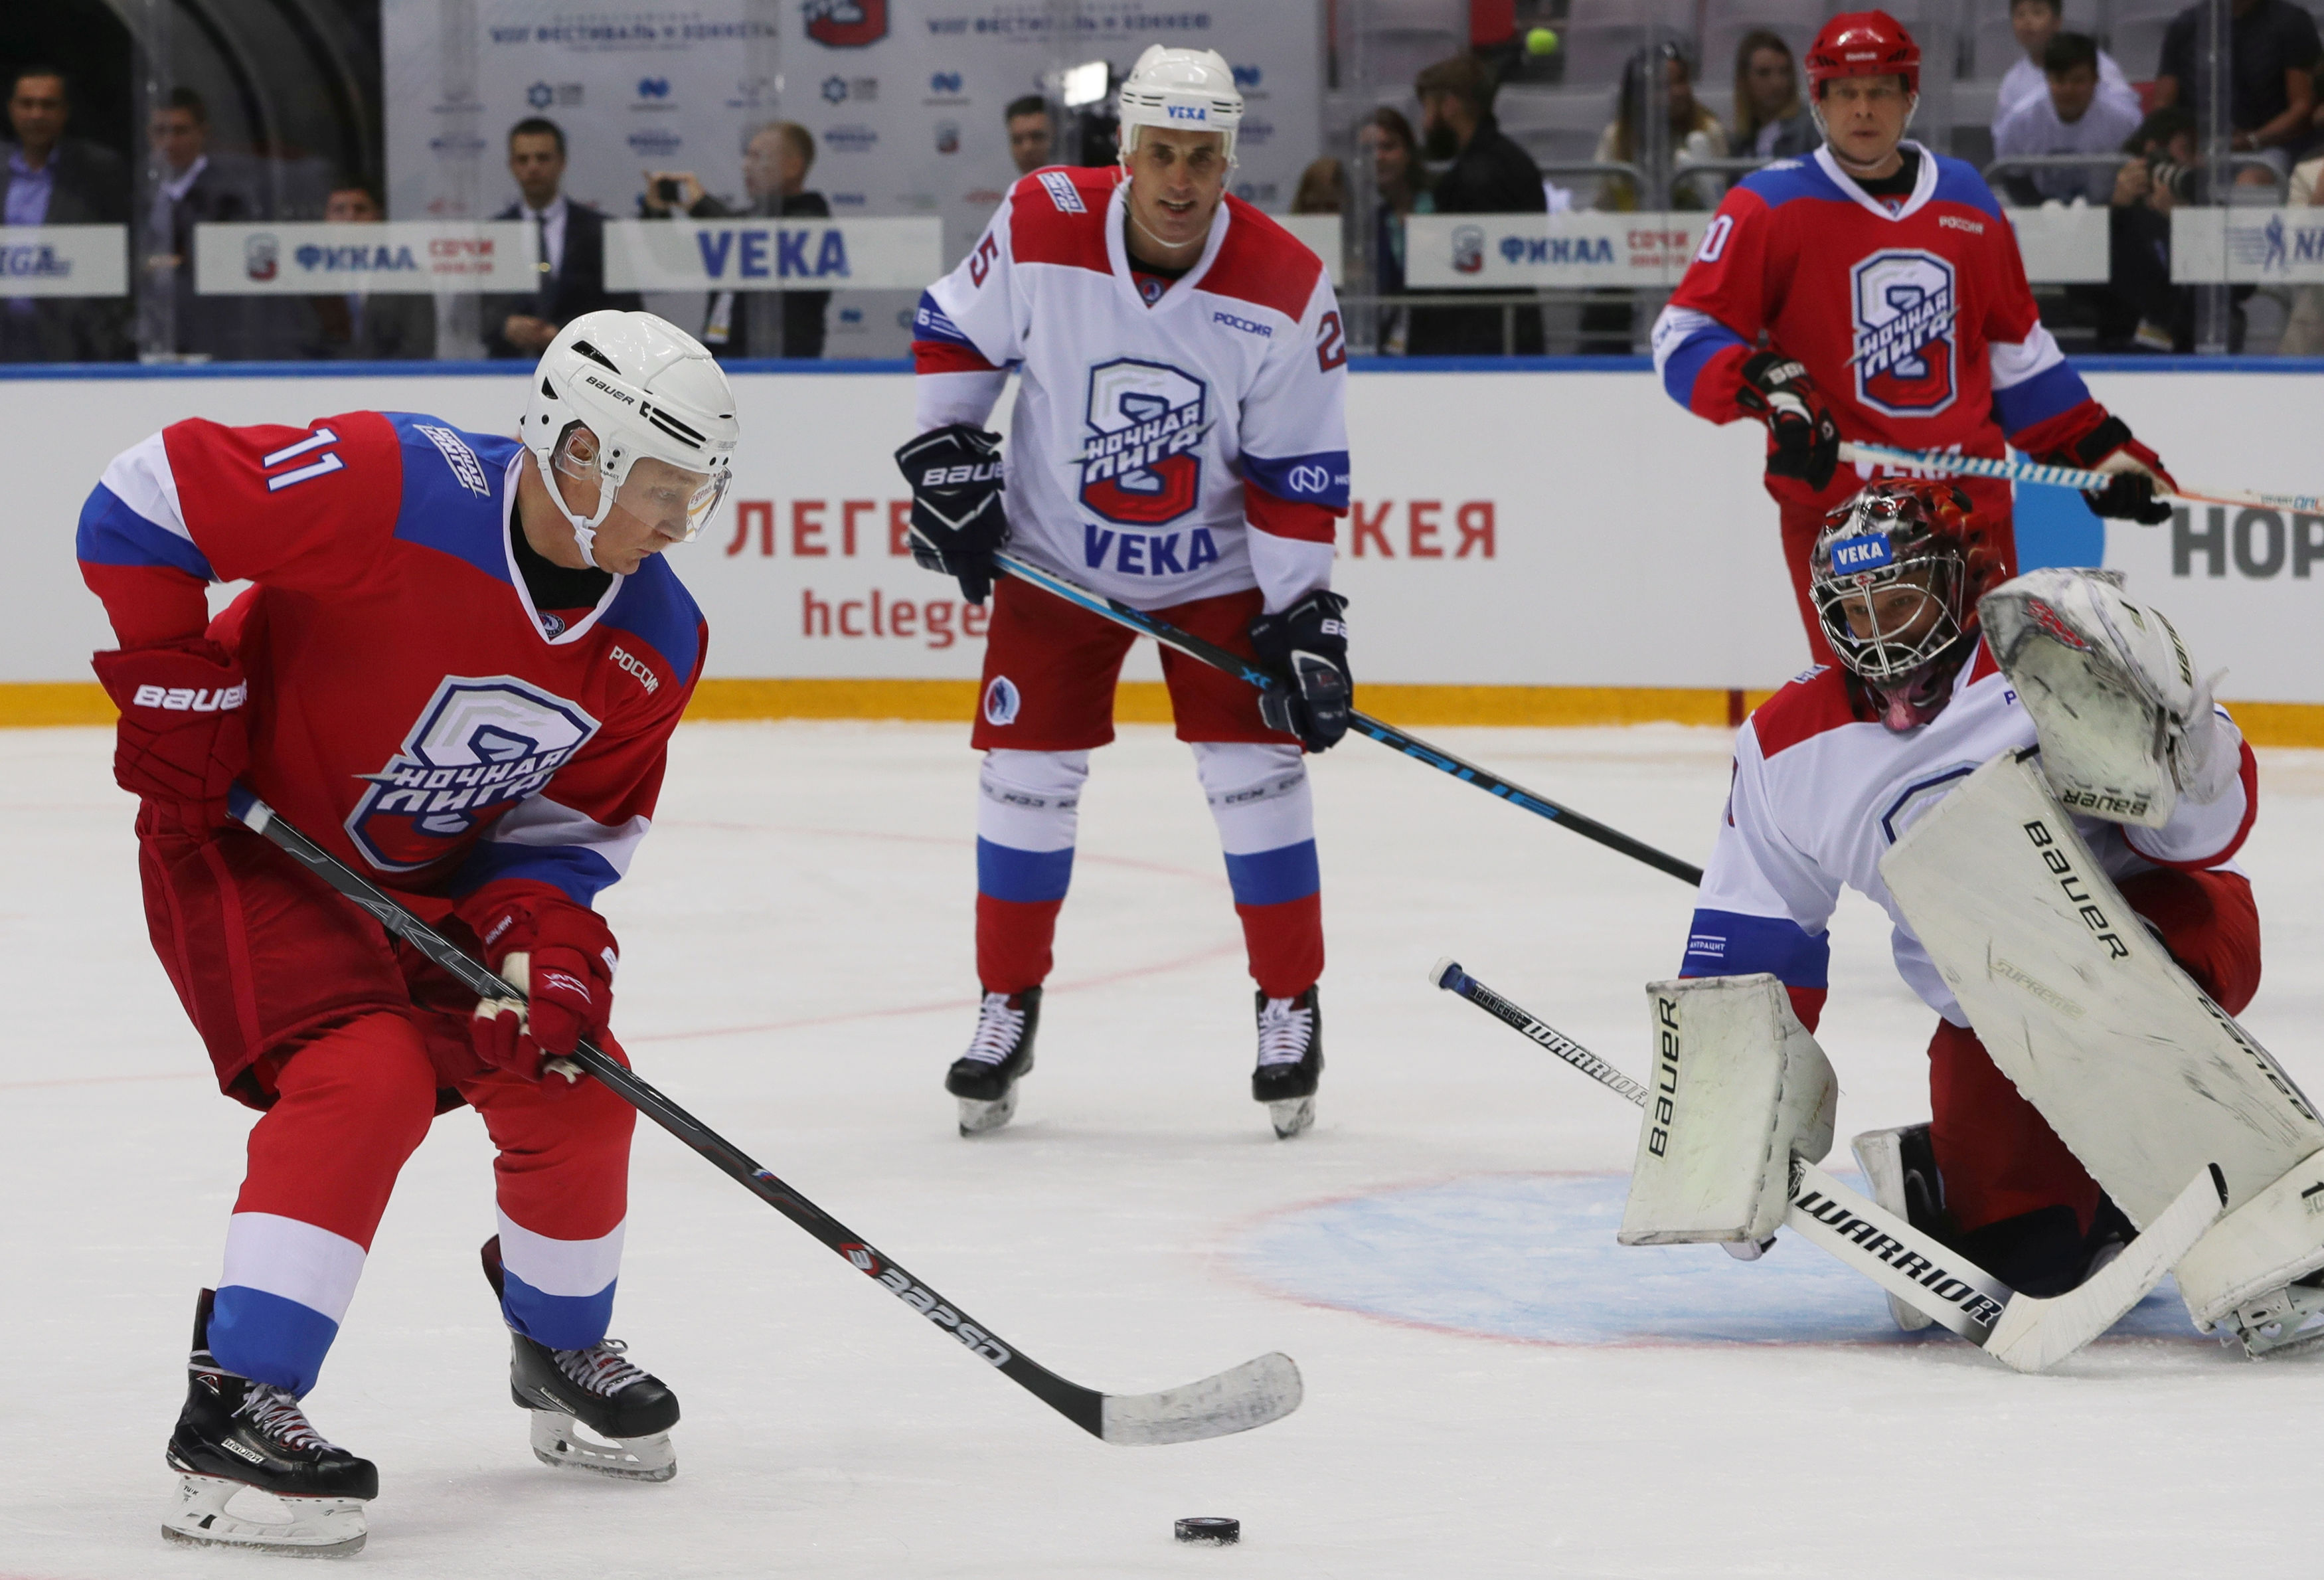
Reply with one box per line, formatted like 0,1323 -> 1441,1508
993,551 -> 1703,887
1837,440 -> 2317,514
1427,957 -> 2228,1373
226,788 -> 1301,1447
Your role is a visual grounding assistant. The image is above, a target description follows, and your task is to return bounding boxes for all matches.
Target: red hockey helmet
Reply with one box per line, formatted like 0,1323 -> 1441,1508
1805,11 -> 1922,98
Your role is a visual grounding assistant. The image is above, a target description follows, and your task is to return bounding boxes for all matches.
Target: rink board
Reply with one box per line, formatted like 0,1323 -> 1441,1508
11,358 -> 2324,716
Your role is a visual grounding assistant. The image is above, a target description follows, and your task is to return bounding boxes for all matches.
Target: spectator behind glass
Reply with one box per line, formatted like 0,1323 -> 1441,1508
1409,51 -> 1545,355
2153,0 -> 2320,177
1995,0 -> 2141,130
2,64 -> 130,362
2106,108 -> 2234,351
2274,140 -> 2324,349
1595,43 -> 1727,211
141,87 -> 253,360
1291,157 -> 1345,213
1005,95 -> 1055,175
1731,31 -> 1817,161
638,120 -> 829,359
1360,107 -> 1431,355
1993,32 -> 2145,203
300,181 -> 435,361
480,117 -> 641,359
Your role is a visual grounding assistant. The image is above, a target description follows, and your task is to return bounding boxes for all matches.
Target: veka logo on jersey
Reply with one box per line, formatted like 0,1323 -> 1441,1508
1078,358 -> 1208,527
347,677 -> 602,872
1850,250 -> 1957,417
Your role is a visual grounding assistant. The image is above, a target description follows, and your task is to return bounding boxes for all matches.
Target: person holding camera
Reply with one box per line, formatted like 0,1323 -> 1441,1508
640,121 -> 829,360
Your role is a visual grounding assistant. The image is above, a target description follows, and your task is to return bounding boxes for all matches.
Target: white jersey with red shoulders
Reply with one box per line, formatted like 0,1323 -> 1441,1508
1679,645 -> 2258,1029
912,165 -> 1349,613
1651,143 -> 2112,465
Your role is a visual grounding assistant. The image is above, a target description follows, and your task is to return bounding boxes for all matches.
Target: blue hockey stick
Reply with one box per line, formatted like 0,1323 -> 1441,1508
992,551 -> 1704,887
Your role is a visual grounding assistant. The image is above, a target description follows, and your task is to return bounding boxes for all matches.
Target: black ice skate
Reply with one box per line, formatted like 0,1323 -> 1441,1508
1252,986 -> 1323,1140
946,987 -> 1041,1136
481,1237 -> 681,1482
162,1288 -> 376,1557
1851,1124 -> 1947,1332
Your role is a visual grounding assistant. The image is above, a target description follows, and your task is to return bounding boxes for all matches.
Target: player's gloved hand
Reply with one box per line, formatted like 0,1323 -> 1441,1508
1734,350 -> 1839,490
89,637 -> 252,836
894,422 -> 1009,605
464,895 -> 618,1082
1249,590 -> 1353,753
2038,415 -> 2176,525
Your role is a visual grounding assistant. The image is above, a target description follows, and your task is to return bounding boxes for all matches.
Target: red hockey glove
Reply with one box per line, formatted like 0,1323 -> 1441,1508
1734,350 -> 1840,491
90,638 -> 251,836
2038,414 -> 2177,525
463,893 -> 619,1079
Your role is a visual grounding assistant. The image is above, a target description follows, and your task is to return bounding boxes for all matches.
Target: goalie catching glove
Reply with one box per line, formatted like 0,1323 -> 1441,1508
1248,590 -> 1353,753
1734,351 -> 1840,491
461,892 -> 620,1082
894,423 -> 1008,605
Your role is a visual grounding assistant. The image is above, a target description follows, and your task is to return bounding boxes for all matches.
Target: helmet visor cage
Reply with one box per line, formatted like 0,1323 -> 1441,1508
1812,531 -> 1965,682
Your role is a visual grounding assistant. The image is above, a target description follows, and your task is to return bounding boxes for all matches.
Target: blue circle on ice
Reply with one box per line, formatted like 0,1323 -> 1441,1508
1236,1173 -> 2201,1348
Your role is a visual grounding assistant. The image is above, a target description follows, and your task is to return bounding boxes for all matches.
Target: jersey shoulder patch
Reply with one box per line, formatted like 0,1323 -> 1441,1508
601,555 -> 704,685
384,413 -> 521,580
1008,167 -> 1115,274
1749,663 -> 1865,758
1200,197 -> 1323,321
1928,155 -> 2007,220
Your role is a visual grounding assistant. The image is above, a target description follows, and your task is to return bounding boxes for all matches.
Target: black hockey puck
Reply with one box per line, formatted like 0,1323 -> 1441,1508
1175,1517 -> 1240,1545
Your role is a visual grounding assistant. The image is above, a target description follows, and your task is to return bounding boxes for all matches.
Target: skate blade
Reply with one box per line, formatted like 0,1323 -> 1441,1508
956,1086 -> 1018,1137
161,1474 -> 367,1557
1267,1096 -> 1315,1140
529,1409 -> 677,1482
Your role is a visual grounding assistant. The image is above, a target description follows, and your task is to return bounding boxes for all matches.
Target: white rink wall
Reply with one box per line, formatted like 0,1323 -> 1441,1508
12,362 -> 2324,701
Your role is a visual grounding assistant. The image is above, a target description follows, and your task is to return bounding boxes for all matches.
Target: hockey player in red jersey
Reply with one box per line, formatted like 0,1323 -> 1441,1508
77,311 -> 736,1554
1653,9 -> 2177,663
898,44 -> 1352,1141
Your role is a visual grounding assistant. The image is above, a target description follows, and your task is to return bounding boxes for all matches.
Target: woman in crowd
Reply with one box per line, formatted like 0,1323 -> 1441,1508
1595,42 -> 1727,212
1730,30 -> 1819,161
1359,107 -> 1432,355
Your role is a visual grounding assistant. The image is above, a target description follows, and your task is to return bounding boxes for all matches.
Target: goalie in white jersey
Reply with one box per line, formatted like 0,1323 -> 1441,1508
894,46 -> 1352,1140
1679,478 -> 2260,1306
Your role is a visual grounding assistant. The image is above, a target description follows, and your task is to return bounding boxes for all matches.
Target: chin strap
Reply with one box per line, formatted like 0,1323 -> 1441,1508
531,448 -> 616,571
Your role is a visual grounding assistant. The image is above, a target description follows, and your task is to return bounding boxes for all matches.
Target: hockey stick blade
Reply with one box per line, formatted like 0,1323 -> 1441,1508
227,788 -> 1302,1445
995,553 -> 1702,887
1431,959 -> 2209,1369
1983,1164 -> 2227,1375
1100,1351 -> 1303,1446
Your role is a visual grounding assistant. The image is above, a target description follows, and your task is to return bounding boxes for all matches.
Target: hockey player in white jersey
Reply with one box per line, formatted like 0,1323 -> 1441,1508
1674,477 -> 2260,1308
896,46 -> 1352,1140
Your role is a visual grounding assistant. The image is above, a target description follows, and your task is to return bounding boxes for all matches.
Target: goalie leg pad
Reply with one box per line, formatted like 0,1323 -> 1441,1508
1619,974 -> 1837,1247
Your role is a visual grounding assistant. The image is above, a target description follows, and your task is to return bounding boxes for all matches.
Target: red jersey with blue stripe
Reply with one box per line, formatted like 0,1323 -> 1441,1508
1651,143 -> 2102,463
77,410 -> 705,919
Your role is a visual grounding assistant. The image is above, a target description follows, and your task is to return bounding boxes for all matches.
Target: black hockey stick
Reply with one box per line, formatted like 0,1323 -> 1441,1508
225,788 -> 1301,1445
993,552 -> 1704,887
1427,957 -> 2228,1373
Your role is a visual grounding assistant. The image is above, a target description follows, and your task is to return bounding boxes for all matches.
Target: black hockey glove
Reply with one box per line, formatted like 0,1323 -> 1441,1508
2038,414 -> 2177,525
894,423 -> 1009,605
1249,590 -> 1353,754
1734,350 -> 1840,491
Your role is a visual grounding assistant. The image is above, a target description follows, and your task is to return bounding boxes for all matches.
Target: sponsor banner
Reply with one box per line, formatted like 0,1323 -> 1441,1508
603,217 -> 943,290
1409,209 -> 2110,290
193,222 -> 537,295
2172,207 -> 2324,283
0,224 -> 128,298
5,367 -> 2320,702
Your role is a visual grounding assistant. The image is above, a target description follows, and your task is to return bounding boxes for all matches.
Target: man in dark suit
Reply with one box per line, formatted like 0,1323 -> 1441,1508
2,64 -> 131,361
141,86 -> 256,360
639,120 -> 829,359
1407,53 -> 1548,356
481,118 -> 642,359
301,180 -> 437,361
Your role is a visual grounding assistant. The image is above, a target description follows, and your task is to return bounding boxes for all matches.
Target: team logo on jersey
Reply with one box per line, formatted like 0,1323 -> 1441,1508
1851,250 -> 1957,417
1077,358 -> 1208,527
346,677 -> 601,873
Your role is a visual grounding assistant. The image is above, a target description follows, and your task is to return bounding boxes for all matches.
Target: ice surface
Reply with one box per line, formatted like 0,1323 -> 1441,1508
6,720 -> 2324,1578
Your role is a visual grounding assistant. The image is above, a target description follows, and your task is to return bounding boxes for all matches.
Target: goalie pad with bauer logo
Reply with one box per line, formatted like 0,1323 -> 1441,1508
1881,751 -> 2324,1350
1619,974 -> 1837,1248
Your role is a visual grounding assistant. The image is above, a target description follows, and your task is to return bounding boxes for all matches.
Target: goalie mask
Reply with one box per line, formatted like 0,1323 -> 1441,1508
1809,479 -> 1995,731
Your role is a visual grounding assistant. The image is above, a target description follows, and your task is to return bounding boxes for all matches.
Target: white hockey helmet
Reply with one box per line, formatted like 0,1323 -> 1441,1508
521,309 -> 739,569
1116,45 -> 1243,167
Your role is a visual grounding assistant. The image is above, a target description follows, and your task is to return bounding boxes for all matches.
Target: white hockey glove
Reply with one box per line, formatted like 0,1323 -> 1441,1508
1980,569 -> 2241,828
